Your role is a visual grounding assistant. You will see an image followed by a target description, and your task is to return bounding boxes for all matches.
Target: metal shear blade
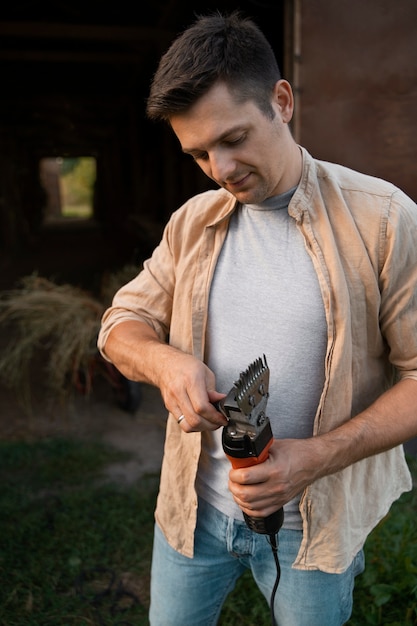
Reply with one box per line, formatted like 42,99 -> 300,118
231,355 -> 270,434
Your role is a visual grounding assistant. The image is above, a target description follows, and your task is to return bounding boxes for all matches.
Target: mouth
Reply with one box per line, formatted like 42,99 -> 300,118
225,173 -> 251,191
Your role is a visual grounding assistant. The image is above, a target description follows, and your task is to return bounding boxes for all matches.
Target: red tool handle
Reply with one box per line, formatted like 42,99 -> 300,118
222,425 -> 283,535
225,437 -> 272,468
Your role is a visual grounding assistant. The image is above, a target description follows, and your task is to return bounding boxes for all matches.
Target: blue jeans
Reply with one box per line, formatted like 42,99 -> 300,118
149,497 -> 365,626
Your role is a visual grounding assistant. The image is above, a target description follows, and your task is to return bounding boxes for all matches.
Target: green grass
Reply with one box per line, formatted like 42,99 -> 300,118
0,439 -> 416,625
346,456 -> 417,625
0,439 -> 157,626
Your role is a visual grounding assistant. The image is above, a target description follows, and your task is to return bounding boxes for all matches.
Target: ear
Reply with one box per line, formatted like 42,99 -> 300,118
272,80 -> 294,123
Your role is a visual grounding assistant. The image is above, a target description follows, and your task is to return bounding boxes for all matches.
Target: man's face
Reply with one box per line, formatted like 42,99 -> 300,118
170,81 -> 300,204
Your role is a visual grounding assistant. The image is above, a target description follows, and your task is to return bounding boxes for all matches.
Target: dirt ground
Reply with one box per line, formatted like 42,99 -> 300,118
0,377 -> 168,484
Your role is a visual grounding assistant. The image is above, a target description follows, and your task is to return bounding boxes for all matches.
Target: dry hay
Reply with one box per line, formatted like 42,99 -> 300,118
0,267 -> 140,407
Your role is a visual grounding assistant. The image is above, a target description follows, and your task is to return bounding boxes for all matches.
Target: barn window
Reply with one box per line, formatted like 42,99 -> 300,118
39,156 -> 96,223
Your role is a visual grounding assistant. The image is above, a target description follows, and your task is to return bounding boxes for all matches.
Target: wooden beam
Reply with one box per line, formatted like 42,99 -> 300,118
0,21 -> 174,44
0,49 -> 149,64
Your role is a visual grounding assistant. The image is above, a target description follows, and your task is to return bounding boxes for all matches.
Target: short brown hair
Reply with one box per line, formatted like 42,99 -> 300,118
146,11 -> 281,122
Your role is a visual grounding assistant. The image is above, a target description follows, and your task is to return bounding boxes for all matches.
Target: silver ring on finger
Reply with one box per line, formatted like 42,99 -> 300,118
177,414 -> 185,425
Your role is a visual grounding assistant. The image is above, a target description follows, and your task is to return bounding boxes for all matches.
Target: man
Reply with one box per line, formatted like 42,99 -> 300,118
97,11 -> 417,626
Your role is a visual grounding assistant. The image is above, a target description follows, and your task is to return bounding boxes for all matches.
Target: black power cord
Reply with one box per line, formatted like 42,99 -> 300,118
267,533 -> 281,626
243,507 -> 283,626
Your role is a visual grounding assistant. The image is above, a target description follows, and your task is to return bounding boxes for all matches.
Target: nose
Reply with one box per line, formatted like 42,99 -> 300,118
208,149 -> 236,183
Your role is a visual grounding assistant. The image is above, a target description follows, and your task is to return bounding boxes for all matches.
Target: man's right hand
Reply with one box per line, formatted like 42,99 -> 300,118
103,320 -> 227,432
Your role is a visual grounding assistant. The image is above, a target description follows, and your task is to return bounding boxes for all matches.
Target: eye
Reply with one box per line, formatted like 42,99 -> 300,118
226,134 -> 246,147
192,152 -> 209,162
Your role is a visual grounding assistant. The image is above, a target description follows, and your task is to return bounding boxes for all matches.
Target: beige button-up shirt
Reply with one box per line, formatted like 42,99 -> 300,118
98,147 -> 416,573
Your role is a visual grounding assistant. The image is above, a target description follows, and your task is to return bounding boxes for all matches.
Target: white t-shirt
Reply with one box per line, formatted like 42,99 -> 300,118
197,188 -> 327,529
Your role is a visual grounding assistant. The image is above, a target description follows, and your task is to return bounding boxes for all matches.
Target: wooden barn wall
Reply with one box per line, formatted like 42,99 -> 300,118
290,0 -> 417,202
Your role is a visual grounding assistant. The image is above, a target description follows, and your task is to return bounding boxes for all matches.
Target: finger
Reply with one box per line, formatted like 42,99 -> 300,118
180,397 -> 227,429
177,412 -> 222,433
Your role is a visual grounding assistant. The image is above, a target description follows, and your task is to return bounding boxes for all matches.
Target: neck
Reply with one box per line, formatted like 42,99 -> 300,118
282,142 -> 303,192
